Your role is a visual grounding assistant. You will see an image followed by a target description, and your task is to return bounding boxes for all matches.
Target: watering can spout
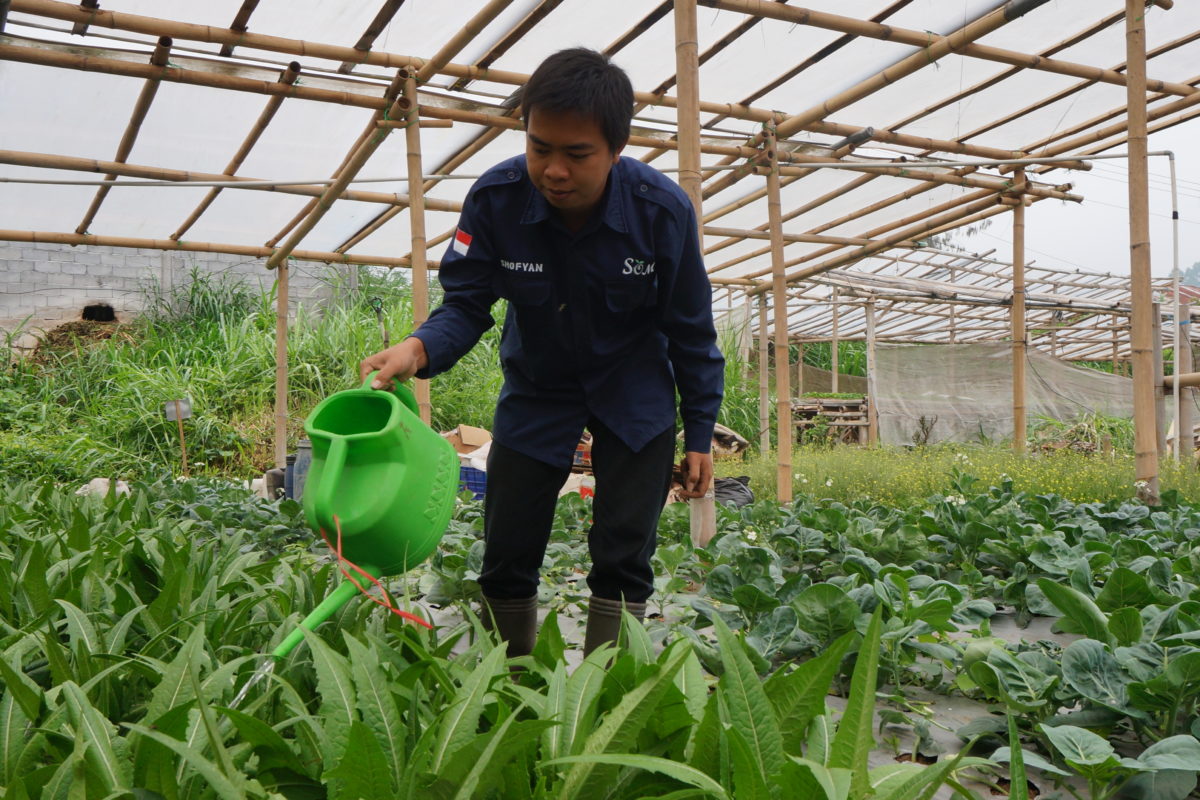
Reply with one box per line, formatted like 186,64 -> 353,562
271,573 -> 376,660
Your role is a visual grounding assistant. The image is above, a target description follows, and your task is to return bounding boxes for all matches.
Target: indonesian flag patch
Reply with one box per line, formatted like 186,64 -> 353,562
453,227 -> 473,257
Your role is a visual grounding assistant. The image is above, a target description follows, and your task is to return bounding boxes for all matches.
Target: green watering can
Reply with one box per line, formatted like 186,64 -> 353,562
271,374 -> 459,659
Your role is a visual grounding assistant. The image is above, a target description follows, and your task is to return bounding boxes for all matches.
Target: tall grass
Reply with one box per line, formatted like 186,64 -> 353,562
718,444 -> 1200,506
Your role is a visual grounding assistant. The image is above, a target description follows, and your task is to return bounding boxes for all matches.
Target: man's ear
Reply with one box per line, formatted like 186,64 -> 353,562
611,143 -> 626,164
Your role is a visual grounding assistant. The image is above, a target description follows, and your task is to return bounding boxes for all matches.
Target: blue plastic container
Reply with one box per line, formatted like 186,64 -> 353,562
459,466 -> 487,499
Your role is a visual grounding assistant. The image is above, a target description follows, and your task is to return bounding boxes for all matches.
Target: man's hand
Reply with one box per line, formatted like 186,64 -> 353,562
359,337 -> 429,389
677,451 -> 714,499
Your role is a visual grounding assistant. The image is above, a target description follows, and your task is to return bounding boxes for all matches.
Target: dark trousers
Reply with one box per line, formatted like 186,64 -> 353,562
479,420 -> 675,603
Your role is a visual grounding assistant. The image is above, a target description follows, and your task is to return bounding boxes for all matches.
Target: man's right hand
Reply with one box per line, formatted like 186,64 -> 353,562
359,337 -> 429,389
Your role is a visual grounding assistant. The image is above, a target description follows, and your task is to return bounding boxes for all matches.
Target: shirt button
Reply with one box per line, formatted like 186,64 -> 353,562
639,184 -> 648,192
506,170 -> 518,179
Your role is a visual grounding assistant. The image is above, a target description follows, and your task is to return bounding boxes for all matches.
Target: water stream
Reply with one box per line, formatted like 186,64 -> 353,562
229,657 -> 276,710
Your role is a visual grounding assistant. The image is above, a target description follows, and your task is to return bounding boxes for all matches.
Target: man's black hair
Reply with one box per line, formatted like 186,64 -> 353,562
517,48 -> 634,154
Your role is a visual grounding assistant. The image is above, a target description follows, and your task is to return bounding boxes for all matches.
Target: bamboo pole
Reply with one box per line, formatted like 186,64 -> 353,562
337,0 -> 406,73
1177,317 -> 1194,458
0,149 -> 461,212
1126,0 -> 1160,503
1153,303 -> 1167,459
75,36 -> 172,235
1165,372 -> 1200,390
171,61 -> 301,241
765,127 -> 792,503
697,0 -> 1193,98
703,226 -> 915,249
1012,170 -> 1027,453
673,0 -> 702,222
0,228 -> 425,267
3,6 -> 1076,165
219,0 -> 260,58
1112,313 -> 1121,376
831,289 -> 840,393
274,261 -> 289,469
404,72 -> 432,424
758,294 -> 770,453
865,299 -> 878,445
265,80 -> 412,270
765,161 -> 1077,202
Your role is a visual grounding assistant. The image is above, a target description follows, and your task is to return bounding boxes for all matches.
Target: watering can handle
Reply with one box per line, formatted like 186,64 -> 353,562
362,371 -> 420,417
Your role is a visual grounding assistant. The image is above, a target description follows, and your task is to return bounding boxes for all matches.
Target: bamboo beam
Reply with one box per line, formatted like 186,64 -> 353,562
1012,172 -> 1027,453
338,0 -> 406,74
0,229 -> 422,267
70,0 -> 96,36
698,0 -> 1194,98
765,161 -> 1077,202
1164,372 -> 1200,391
831,288 -> 840,393
273,260 -> 288,468
0,0 -> 12,34
449,0 -> 563,90
703,226 -> 916,249
416,0 -> 514,85
74,35 -> 171,235
404,72 -> 431,424
673,0 -> 702,224
8,1 -> 1077,165
1127,0 -> 1159,503
757,294 -> 770,452
765,127 -> 792,503
865,299 -> 878,445
265,75 -> 412,270
170,61 -> 300,241
0,148 -> 461,211
219,0 -> 260,58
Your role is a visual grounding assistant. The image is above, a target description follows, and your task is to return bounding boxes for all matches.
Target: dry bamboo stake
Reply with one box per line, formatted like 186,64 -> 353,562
673,0 -> 703,224
703,226 -> 915,248
865,299 -> 878,445
265,82 -> 412,270
274,261 -> 289,469
765,127 -> 792,503
404,72 -> 432,424
174,399 -> 189,478
75,36 -> 172,235
1177,313 -> 1194,457
758,294 -> 770,453
1126,0 -> 1160,503
172,61 -> 300,241
1012,171 -> 1027,453
0,229 -> 422,267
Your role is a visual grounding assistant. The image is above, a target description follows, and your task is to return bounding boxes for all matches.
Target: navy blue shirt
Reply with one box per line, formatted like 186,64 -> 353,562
413,154 -> 724,468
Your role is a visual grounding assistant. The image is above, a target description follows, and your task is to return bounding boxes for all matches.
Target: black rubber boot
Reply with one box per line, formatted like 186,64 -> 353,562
481,595 -> 538,658
583,596 -> 647,656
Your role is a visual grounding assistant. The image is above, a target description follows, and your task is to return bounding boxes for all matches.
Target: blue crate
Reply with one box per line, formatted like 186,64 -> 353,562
458,465 -> 487,499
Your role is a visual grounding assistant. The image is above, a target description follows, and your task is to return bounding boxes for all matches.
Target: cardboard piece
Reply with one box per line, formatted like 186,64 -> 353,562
442,424 -> 492,455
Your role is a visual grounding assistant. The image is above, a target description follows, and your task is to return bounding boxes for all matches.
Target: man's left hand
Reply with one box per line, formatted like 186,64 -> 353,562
677,451 -> 714,499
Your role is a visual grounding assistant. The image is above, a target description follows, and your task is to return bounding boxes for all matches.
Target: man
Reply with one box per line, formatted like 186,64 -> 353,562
360,48 -> 723,656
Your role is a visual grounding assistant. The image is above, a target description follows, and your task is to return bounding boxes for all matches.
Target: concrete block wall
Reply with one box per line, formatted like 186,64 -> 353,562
0,242 -> 338,345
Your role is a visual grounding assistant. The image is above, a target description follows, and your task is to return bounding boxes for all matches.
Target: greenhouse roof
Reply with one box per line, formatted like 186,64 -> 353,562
2,0 -> 1199,298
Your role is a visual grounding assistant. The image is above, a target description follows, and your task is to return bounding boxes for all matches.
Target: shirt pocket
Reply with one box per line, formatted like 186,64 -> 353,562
494,272 -> 551,306
603,278 -> 657,312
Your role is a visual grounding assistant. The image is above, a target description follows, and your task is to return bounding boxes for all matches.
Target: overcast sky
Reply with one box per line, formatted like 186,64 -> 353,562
954,122 -> 1200,280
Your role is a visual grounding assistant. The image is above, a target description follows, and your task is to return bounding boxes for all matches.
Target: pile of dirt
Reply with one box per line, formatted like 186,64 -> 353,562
32,319 -> 133,363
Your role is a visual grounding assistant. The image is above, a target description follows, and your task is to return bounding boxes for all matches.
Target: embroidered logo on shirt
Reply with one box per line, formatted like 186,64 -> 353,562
623,257 -> 656,276
453,228 -> 473,256
501,259 -> 544,273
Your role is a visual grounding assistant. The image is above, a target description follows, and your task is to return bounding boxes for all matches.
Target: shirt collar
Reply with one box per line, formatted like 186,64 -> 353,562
519,156 -> 630,234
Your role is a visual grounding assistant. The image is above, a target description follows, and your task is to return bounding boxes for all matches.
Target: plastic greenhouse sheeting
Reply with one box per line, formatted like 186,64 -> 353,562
874,342 -> 1135,446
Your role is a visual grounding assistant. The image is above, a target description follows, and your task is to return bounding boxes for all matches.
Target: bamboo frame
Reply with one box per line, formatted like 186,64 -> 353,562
75,36 -> 172,235
1126,0 -> 1159,502
219,0 -> 260,58
1012,171 -> 1027,453
765,127 -> 792,502
170,61 -> 300,241
673,0 -> 702,221
404,72 -> 432,425
757,294 -> 770,452
338,0 -> 406,74
865,300 -> 878,445
273,260 -> 288,469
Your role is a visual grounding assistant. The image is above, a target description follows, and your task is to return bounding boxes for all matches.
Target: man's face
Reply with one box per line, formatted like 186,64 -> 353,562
525,108 -> 623,228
